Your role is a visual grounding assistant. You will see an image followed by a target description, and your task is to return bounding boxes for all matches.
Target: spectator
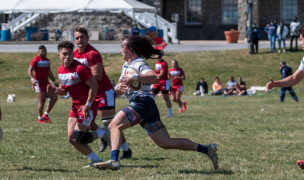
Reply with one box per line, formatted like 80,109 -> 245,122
276,20 -> 288,53
130,24 -> 140,36
223,76 -> 237,96
195,78 -> 208,96
234,77 -> 247,96
279,61 -> 298,102
264,20 -> 277,52
247,22 -> 261,53
212,76 -> 223,95
290,16 -> 301,52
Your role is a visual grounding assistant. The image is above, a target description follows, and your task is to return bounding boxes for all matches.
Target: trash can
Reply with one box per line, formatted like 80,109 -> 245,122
40,29 -> 49,41
157,29 -> 163,38
104,29 -> 114,40
1,30 -> 11,41
26,27 -> 38,41
139,29 -> 145,37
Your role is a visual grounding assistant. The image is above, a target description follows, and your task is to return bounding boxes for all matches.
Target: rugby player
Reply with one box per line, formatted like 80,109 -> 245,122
73,27 -> 132,159
150,51 -> 173,117
265,24 -> 304,169
47,41 -> 106,167
27,45 -> 58,123
168,60 -> 187,113
93,36 -> 218,171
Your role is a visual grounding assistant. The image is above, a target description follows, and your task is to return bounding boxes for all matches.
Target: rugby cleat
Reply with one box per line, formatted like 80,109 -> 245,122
83,159 -> 103,168
297,160 -> 304,169
178,109 -> 183,113
182,101 -> 187,110
38,119 -> 47,124
99,138 -> 107,152
120,148 -> 132,160
93,160 -> 120,171
42,114 -> 52,123
206,143 -> 219,170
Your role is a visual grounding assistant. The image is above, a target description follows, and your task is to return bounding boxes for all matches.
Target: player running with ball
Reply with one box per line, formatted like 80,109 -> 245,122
265,24 -> 304,170
93,36 -> 219,171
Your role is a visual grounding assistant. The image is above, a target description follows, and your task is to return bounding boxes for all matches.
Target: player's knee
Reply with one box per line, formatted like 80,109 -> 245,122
101,115 -> 115,125
72,129 -> 93,145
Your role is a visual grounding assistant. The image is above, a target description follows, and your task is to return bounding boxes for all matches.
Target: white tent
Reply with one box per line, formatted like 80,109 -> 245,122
0,0 -> 156,13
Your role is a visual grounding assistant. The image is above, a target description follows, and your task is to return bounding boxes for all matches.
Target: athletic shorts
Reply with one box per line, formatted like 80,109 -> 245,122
69,102 -> 97,126
151,80 -> 170,94
171,85 -> 183,92
95,87 -> 116,111
121,94 -> 165,135
33,79 -> 49,93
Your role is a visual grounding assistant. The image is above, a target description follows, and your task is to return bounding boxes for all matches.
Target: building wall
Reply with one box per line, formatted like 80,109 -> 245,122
164,0 -> 237,40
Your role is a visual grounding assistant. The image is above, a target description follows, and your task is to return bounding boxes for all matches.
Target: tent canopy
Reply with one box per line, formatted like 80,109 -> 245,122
0,0 -> 156,13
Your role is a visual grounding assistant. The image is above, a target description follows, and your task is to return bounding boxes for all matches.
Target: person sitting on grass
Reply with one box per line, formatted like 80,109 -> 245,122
212,76 -> 223,95
223,76 -> 237,96
195,78 -> 208,96
234,77 -> 247,96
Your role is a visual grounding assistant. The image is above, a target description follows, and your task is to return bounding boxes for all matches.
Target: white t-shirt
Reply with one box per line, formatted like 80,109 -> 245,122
119,57 -> 154,99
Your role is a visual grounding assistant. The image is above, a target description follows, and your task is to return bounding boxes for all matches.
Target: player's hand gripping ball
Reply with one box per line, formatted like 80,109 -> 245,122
125,68 -> 141,91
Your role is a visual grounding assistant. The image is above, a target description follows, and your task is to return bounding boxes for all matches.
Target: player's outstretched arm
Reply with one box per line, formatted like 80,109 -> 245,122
265,68 -> 304,92
47,84 -> 67,95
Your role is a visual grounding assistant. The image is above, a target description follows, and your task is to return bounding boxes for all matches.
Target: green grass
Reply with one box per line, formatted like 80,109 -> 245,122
1,48 -> 304,179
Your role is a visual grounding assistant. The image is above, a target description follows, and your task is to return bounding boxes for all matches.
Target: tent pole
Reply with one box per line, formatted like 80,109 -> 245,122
84,8 -> 87,28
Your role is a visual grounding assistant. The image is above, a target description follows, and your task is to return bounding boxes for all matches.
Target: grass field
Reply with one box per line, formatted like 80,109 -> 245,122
1,48 -> 304,179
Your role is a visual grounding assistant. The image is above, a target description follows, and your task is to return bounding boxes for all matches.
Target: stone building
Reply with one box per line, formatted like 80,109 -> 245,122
140,0 -> 303,40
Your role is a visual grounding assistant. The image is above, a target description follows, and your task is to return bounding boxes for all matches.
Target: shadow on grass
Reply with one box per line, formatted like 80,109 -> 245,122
178,169 -> 234,175
123,165 -> 157,168
131,157 -> 169,161
4,167 -> 78,172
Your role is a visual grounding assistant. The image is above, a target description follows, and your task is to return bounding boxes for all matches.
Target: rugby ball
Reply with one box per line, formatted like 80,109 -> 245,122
125,67 -> 141,91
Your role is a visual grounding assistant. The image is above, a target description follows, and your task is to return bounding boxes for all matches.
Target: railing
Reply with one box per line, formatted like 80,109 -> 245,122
1,13 -> 41,34
124,11 -> 179,44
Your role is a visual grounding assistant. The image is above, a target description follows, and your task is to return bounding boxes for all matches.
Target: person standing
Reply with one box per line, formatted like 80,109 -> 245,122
27,45 -> 58,124
264,20 -> 277,52
277,20 -> 288,53
47,41 -> 106,168
247,23 -> 261,53
290,16 -> 301,52
93,36 -> 218,171
150,52 -> 173,117
169,60 -> 187,113
73,27 -> 132,159
279,61 -> 298,102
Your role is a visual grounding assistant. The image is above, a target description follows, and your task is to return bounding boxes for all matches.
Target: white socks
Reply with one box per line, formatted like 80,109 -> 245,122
167,108 -> 172,116
121,142 -> 129,151
181,101 -> 184,105
95,127 -> 106,139
38,116 -> 43,120
87,151 -> 101,161
44,112 -> 49,116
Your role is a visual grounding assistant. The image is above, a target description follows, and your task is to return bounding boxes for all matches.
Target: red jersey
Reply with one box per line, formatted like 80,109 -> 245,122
57,60 -> 93,104
74,44 -> 112,93
169,67 -> 184,86
155,59 -> 168,82
30,55 -> 50,80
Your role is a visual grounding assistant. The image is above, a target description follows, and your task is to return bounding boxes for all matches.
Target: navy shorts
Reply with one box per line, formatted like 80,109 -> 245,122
121,94 -> 165,135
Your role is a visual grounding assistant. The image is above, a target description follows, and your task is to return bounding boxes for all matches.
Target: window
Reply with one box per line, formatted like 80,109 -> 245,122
281,0 -> 297,23
184,0 -> 202,25
222,0 -> 238,24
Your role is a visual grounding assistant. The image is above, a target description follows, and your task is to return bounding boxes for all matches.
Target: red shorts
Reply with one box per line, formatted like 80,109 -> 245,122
152,80 -> 170,91
69,103 -> 97,126
95,86 -> 116,111
33,79 -> 49,93
171,85 -> 183,92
